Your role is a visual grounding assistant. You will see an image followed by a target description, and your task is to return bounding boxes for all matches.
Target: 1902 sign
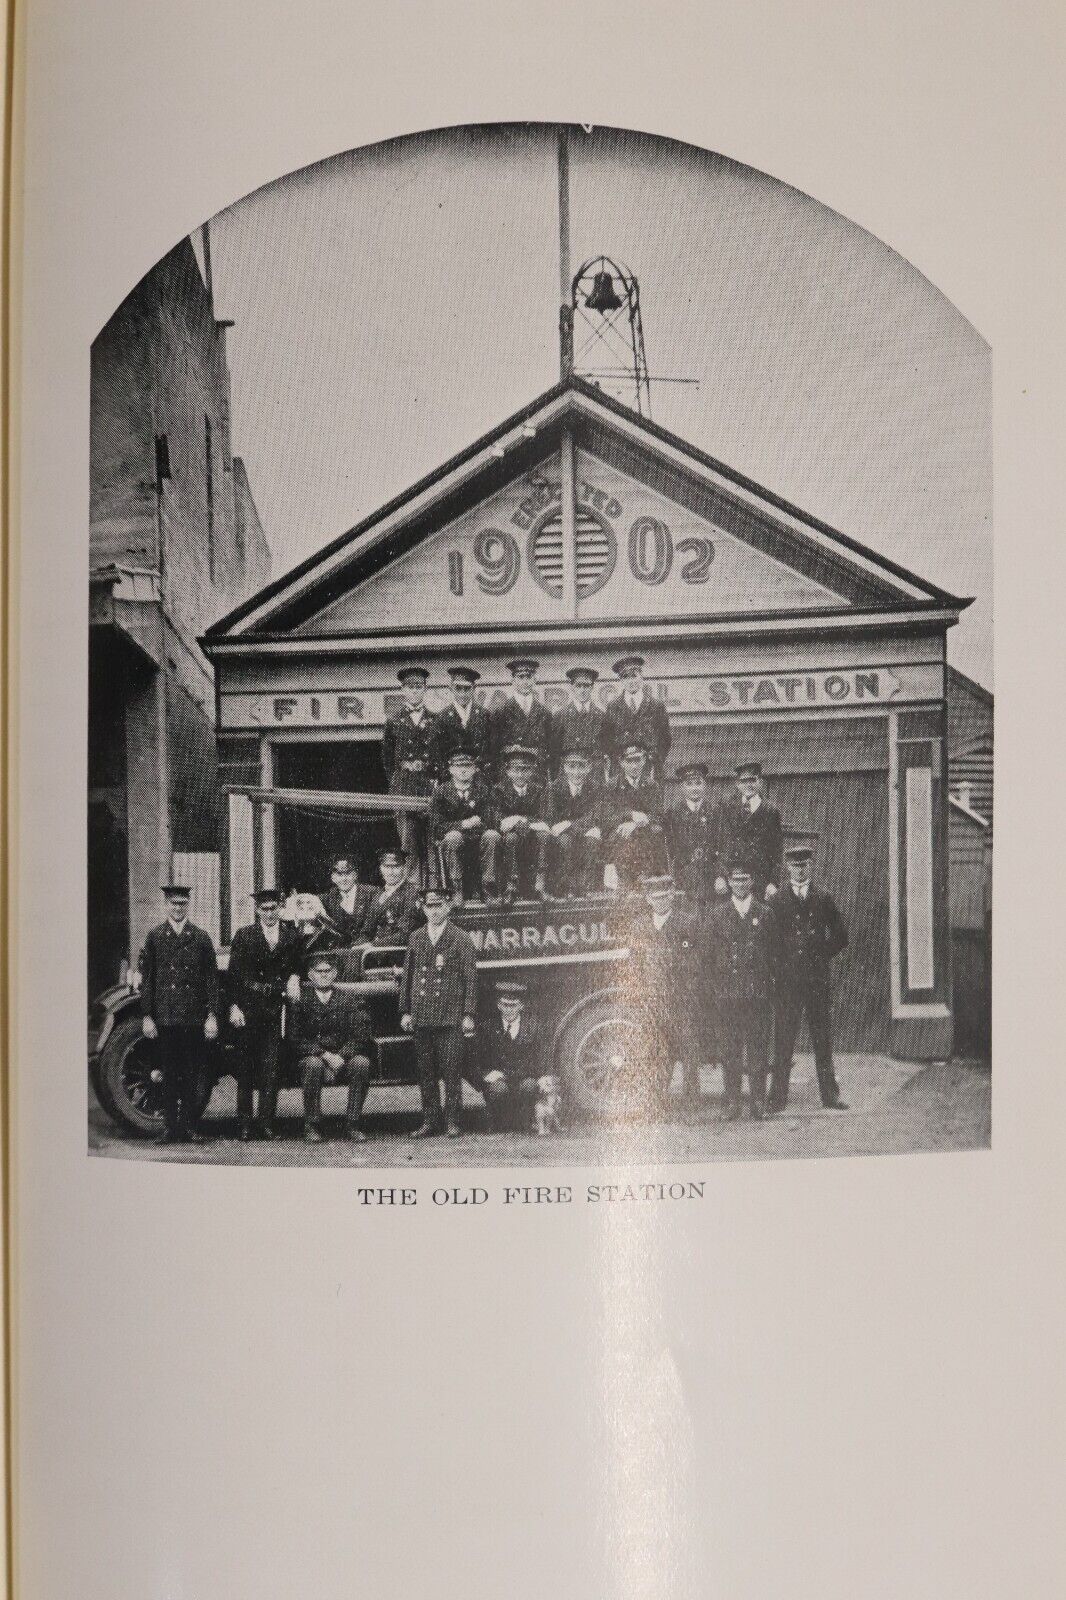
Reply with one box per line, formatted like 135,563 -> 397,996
447,472 -> 714,599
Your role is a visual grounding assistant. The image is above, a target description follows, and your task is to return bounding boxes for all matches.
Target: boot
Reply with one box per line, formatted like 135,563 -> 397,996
409,1122 -> 439,1140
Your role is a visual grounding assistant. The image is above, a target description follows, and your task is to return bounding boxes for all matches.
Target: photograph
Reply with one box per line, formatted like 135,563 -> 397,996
86,122 -> 992,1167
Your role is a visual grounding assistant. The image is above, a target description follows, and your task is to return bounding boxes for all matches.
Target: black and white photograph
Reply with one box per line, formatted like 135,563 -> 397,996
87,122 -> 992,1166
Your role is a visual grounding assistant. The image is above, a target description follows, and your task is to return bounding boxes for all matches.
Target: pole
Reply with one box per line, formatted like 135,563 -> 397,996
558,126 -> 573,381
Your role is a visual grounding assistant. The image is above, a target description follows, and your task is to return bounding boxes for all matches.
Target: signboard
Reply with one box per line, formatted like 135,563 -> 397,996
220,664 -> 943,730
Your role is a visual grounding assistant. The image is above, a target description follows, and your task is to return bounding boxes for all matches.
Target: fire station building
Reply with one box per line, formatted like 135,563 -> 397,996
203,378 -> 970,1059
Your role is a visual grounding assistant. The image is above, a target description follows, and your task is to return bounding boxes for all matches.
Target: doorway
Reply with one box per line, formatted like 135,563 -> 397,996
272,740 -> 395,894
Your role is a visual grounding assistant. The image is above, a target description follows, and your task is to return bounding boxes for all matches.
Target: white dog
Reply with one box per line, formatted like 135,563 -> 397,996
533,1075 -> 562,1136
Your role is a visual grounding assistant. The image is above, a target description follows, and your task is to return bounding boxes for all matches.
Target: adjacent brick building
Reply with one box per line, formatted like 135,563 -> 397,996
89,233 -> 270,996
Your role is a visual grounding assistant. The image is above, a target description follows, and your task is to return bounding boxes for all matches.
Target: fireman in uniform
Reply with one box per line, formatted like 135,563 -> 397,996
400,887 -> 479,1139
489,658 -> 552,779
549,665 -> 609,778
364,846 -> 425,946
432,665 -> 492,777
429,747 -> 500,905
604,739 -> 667,891
547,746 -> 606,898
707,858 -> 774,1120
290,951 -> 374,1143
492,744 -> 551,902
626,875 -> 704,1114
478,979 -> 542,1132
227,887 -> 303,1141
322,854 -> 376,944
138,885 -> 219,1144
768,841 -> 849,1113
715,760 -> 783,901
663,760 -> 718,908
382,665 -> 437,871
604,655 -> 672,779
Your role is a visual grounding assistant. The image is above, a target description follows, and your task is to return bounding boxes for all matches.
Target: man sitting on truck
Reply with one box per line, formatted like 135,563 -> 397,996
290,951 -> 373,1143
604,740 -> 666,892
365,846 -> 425,946
492,744 -> 551,903
322,854 -> 375,944
430,747 -> 500,906
547,746 -> 605,898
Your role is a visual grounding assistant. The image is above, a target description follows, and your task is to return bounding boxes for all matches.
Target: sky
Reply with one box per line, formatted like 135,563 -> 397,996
207,124 -> 991,686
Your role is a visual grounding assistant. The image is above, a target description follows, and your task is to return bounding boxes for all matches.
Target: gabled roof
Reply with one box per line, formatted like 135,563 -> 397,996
205,376 -> 970,643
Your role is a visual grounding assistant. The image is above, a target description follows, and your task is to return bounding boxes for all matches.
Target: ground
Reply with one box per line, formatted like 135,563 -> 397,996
88,1053 -> 991,1167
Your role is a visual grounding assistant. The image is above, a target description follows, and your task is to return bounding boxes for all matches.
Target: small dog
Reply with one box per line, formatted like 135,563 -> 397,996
533,1075 -> 562,1136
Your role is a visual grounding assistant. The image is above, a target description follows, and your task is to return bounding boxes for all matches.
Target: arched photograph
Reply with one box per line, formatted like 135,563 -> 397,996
87,123 -> 992,1165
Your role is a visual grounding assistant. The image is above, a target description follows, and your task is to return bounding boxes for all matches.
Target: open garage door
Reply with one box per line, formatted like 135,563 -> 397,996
272,740 -> 394,892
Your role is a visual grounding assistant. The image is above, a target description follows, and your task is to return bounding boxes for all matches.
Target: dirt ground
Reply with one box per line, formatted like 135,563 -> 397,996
88,1053 -> 991,1168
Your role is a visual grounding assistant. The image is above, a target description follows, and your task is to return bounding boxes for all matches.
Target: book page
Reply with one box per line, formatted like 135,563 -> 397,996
9,2 -> 1066,1596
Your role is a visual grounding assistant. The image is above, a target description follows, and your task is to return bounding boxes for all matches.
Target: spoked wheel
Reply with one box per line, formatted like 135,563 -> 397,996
556,992 -> 653,1120
96,1016 -> 215,1137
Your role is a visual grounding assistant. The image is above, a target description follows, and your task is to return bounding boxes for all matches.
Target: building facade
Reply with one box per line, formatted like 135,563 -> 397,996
205,379 -> 971,1059
89,235 -> 271,995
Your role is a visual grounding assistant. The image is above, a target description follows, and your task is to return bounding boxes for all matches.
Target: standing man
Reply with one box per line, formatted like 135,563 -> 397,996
604,656 -> 671,778
489,658 -> 552,779
547,746 -> 605,898
707,858 -> 774,1120
604,740 -> 666,891
549,666 -> 608,778
400,887 -> 478,1139
227,887 -> 303,1141
139,885 -> 219,1144
715,761 -> 783,901
664,760 -> 718,908
492,745 -> 551,903
429,747 -> 500,905
365,846 -> 426,946
626,875 -> 704,1114
290,951 -> 374,1143
381,665 -> 437,873
769,842 -> 849,1113
478,980 -> 542,1132
432,666 -> 491,777
322,854 -> 375,945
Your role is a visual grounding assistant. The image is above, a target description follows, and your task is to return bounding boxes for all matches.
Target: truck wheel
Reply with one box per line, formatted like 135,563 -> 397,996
555,991 -> 645,1120
96,1017 -> 215,1137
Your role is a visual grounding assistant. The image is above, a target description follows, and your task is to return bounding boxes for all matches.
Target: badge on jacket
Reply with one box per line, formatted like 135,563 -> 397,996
436,953 -> 445,969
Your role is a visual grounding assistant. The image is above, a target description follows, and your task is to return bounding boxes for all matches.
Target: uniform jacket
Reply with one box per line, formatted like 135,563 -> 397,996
382,705 -> 438,795
227,920 -> 302,1016
770,884 -> 848,989
627,903 -> 702,1014
139,920 -> 219,1028
401,921 -> 479,1027
664,801 -> 720,897
604,774 -> 664,830
707,897 -> 774,1005
322,883 -> 376,944
430,777 -> 497,843
547,774 -> 605,831
716,799 -> 783,893
289,987 -> 372,1060
549,703 -> 609,773
432,702 -> 492,778
488,696 -> 553,774
479,1012 -> 543,1086
491,777 -> 549,826
365,880 -> 425,946
604,691 -> 672,772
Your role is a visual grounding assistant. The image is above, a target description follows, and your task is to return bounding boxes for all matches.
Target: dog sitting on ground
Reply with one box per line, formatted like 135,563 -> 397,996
533,1075 -> 562,1135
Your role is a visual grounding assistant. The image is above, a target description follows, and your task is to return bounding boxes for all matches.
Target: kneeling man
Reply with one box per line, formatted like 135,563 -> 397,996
290,952 -> 373,1143
479,980 -> 542,1132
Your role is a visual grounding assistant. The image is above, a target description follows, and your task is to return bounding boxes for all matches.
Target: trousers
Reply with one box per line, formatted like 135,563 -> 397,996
771,983 -> 840,1108
235,1011 -> 282,1128
300,1053 -> 372,1129
157,1025 -> 207,1135
718,1001 -> 770,1111
440,828 -> 499,898
415,1027 -> 466,1126
499,821 -> 548,892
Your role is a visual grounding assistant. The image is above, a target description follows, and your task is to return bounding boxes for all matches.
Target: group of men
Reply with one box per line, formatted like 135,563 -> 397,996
135,648 -> 851,1140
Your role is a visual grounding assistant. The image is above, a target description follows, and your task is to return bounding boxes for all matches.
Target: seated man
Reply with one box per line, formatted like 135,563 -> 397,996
547,747 -> 605,898
604,740 -> 666,891
289,951 -> 373,1143
478,980 -> 542,1132
492,745 -> 551,903
429,746 -> 500,906
322,854 -> 375,944
365,846 -> 425,946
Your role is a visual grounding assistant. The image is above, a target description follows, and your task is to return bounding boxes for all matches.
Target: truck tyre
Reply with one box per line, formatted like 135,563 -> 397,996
96,1015 -> 214,1137
554,988 -> 646,1120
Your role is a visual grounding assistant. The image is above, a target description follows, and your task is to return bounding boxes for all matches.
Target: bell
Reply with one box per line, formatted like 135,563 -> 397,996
585,270 -> 623,313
